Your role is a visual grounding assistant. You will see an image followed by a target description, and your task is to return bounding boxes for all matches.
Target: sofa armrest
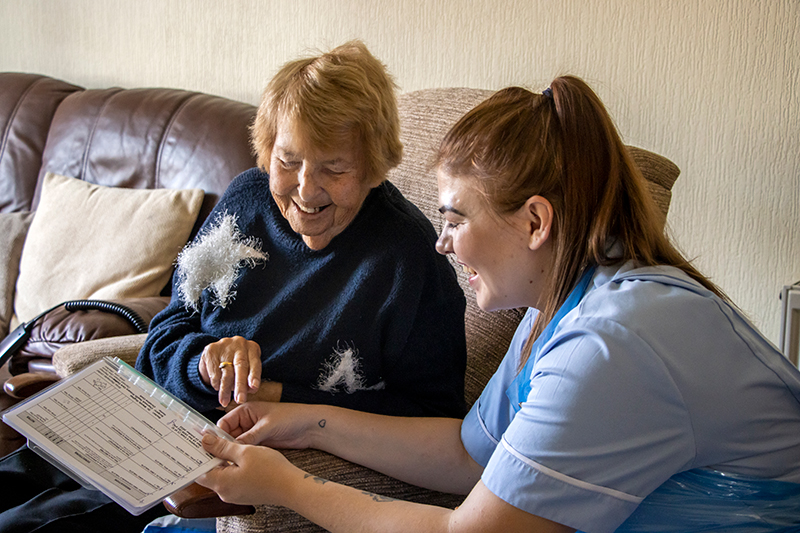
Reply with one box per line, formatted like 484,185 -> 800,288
3,371 -> 60,399
52,333 -> 148,377
4,330 -> 148,399
164,482 -> 254,519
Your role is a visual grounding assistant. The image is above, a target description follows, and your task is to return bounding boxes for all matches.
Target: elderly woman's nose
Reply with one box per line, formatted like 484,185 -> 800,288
297,166 -> 321,200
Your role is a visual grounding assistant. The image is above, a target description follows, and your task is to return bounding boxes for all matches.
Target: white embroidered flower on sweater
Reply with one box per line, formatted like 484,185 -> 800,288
317,344 -> 385,394
174,212 -> 268,313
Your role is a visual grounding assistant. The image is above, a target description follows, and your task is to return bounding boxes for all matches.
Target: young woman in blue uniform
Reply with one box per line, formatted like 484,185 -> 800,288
196,76 -> 800,532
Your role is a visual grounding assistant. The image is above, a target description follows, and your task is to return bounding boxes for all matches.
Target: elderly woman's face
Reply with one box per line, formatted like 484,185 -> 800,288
269,119 -> 372,250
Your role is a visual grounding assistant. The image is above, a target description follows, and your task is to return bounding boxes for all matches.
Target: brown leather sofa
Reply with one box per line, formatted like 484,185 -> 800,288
0,72 -> 256,390
0,73 -> 681,532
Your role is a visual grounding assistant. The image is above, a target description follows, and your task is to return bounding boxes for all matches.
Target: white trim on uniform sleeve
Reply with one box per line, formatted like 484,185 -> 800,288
501,437 -> 644,504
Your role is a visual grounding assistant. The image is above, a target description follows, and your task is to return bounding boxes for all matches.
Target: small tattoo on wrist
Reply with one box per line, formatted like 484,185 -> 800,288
318,419 -> 326,428
361,491 -> 396,502
304,474 -> 329,485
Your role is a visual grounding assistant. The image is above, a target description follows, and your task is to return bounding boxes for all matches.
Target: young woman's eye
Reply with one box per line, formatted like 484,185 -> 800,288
445,221 -> 461,229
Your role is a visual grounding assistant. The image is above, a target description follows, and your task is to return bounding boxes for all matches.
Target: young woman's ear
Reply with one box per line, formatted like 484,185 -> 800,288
523,195 -> 553,250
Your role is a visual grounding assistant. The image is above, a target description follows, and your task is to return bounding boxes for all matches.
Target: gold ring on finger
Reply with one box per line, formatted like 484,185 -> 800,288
218,361 -> 234,370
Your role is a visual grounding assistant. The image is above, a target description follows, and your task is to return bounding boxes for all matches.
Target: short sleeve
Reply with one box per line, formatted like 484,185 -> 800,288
480,317 -> 695,533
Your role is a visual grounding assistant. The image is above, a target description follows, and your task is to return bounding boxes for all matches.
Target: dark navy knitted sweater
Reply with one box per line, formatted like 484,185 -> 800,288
137,168 -> 467,417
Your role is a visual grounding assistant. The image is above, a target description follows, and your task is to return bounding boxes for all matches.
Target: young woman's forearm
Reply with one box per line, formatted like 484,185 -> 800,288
200,432 -> 573,533
278,466 -> 575,533
307,405 -> 482,494
281,467 -> 453,533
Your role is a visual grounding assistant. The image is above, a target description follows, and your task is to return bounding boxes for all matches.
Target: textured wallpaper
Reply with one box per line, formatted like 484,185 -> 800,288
1,0 -> 798,342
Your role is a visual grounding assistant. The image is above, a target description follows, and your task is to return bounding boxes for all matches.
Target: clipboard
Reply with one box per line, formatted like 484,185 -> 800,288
2,357 -> 233,515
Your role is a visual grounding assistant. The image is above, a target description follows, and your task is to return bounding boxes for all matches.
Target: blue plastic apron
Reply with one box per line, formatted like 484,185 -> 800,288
616,468 -> 800,532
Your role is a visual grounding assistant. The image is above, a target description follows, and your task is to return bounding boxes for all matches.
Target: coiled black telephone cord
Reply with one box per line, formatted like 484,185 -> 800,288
0,300 -> 148,369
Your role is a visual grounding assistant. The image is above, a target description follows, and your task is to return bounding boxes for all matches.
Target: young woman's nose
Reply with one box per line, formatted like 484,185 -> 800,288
435,227 -> 453,256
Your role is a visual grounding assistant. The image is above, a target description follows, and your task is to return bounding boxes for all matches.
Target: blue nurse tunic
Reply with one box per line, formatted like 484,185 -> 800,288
461,262 -> 800,533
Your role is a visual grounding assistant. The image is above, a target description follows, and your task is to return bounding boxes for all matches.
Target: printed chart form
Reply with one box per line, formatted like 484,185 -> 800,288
3,358 -> 230,515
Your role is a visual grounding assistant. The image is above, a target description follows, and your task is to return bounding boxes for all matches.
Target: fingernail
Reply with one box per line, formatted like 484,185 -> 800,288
202,433 -> 217,445
250,378 -> 258,389
237,393 -> 246,404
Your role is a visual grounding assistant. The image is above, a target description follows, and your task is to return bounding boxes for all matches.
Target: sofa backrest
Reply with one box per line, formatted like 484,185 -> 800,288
34,84 -> 258,234
388,87 -> 680,407
0,73 -> 82,213
1,72 -> 258,229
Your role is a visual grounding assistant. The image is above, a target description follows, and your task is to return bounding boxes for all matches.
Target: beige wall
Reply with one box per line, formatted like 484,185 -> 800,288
2,0 -> 798,344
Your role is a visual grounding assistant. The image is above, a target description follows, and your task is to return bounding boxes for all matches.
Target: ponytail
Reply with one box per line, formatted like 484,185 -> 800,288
437,76 -> 728,368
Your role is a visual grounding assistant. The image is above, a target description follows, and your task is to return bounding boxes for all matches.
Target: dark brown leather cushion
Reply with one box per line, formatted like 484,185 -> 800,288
8,297 -> 169,375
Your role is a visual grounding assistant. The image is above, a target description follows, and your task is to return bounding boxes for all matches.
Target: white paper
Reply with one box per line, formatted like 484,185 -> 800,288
2,357 -> 232,515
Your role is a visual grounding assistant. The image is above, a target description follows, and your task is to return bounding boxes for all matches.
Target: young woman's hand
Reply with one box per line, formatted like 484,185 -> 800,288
197,433 -> 297,507
217,401 -> 322,449
198,432 -> 575,533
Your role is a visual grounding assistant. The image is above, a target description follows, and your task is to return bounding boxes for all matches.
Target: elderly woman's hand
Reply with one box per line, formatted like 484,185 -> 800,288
199,336 -> 262,407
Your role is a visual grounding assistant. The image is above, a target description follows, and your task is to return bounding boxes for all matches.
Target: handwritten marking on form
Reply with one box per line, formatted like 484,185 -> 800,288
5,359 -> 226,514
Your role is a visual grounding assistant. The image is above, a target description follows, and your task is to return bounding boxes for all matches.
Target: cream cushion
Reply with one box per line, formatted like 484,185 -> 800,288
0,211 -> 34,336
13,172 -> 203,324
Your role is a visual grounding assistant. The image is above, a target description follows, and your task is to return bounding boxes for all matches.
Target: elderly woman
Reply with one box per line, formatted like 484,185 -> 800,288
0,42 -> 466,533
136,40 -> 467,419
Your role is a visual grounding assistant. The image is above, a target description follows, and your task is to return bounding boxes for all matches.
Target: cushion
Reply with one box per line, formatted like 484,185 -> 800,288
0,212 -> 34,336
9,297 -> 169,376
13,172 -> 204,324
627,146 -> 680,227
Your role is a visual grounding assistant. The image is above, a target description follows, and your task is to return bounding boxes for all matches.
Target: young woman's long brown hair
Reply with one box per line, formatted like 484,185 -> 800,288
436,76 -> 727,366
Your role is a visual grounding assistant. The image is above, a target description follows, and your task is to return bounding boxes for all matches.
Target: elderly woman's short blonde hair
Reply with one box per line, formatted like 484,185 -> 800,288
252,40 -> 402,186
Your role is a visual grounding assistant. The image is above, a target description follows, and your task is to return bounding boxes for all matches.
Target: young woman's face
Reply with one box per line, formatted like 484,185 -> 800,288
269,119 -> 373,250
435,170 -> 551,312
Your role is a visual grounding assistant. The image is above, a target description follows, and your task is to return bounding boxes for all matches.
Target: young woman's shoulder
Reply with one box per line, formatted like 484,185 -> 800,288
581,263 -> 715,323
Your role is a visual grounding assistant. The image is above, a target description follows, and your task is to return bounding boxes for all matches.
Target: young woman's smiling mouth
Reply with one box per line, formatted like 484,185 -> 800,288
458,261 -> 477,278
